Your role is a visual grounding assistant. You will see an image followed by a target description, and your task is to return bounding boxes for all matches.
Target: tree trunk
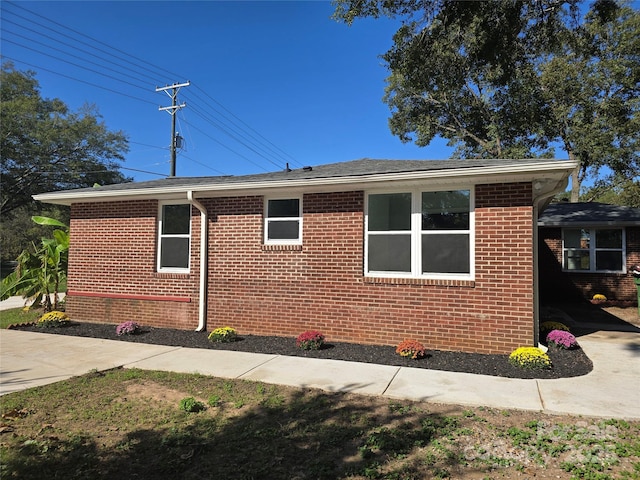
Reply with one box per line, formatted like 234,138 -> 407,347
568,150 -> 580,203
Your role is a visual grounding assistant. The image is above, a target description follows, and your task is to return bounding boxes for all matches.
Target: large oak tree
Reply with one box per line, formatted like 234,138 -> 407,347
333,0 -> 640,200
1,63 -> 131,217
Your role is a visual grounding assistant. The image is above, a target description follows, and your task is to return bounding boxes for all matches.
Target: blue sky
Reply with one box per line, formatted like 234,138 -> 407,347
1,0 -> 456,181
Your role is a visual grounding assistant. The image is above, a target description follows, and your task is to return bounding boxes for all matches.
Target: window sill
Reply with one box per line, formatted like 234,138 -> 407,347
155,272 -> 191,279
262,244 -> 303,251
364,276 -> 475,287
562,270 -> 625,274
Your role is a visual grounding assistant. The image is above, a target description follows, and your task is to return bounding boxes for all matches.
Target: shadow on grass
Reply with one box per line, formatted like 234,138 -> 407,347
2,381 -> 485,480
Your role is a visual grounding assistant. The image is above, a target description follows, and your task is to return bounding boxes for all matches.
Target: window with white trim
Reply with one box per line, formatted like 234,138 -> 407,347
366,189 -> 473,278
157,203 -> 191,272
562,228 -> 625,272
264,197 -> 302,244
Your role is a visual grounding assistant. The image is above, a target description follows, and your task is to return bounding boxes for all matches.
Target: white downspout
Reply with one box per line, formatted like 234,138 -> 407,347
187,191 -> 208,332
532,178 -> 569,347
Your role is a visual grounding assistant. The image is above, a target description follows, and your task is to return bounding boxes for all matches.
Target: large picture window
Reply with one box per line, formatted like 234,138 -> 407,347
264,197 -> 302,244
563,228 -> 624,272
366,189 -> 473,278
158,203 -> 191,271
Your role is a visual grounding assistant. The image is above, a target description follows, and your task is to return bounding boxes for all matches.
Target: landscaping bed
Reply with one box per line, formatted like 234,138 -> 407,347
11,321 -> 592,379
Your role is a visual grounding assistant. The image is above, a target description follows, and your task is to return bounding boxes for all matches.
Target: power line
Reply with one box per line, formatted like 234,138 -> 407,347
182,120 -> 272,173
189,85 -> 303,168
2,1 -> 303,174
2,20 -> 158,86
186,101 -> 284,170
1,56 -> 157,107
4,2 -> 171,83
120,167 -> 167,177
2,38 -> 153,95
178,154 -> 228,176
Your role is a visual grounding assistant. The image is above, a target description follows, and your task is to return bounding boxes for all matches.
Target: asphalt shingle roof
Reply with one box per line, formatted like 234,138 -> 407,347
61,157 -> 564,194
538,202 -> 640,226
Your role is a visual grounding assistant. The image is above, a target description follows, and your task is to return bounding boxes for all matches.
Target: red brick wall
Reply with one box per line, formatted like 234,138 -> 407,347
540,226 -> 640,303
64,183 -> 535,354
203,183 -> 534,354
66,200 -> 200,329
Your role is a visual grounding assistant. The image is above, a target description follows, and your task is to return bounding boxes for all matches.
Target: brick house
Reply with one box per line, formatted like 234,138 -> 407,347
34,158 -> 577,354
538,202 -> 640,304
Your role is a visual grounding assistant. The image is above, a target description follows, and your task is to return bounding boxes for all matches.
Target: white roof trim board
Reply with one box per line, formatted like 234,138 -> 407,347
34,158 -> 579,205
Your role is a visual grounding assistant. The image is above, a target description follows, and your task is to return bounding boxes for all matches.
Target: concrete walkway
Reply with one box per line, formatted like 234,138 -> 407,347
1,327 -> 639,419
0,294 -> 65,311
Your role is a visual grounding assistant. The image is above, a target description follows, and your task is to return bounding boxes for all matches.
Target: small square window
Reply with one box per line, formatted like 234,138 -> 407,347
265,197 -> 302,244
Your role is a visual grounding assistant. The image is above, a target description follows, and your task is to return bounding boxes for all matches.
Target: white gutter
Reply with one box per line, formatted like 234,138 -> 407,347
531,176 -> 572,347
187,191 -> 208,332
34,161 -> 578,205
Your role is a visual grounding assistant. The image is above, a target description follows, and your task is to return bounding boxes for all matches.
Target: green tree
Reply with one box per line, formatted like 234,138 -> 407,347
581,175 -> 640,207
333,0 -> 640,201
0,63 -> 131,217
0,205 -> 69,262
1,216 -> 69,312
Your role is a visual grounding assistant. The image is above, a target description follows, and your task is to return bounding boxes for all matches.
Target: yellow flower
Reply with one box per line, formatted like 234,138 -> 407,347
208,326 -> 238,343
36,311 -> 70,327
509,347 -> 551,370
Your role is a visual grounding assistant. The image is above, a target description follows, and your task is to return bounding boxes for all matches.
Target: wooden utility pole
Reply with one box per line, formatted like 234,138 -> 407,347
156,81 -> 190,177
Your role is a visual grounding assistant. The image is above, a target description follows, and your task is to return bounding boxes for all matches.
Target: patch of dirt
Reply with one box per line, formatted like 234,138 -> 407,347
123,380 -> 187,405
602,306 -> 640,325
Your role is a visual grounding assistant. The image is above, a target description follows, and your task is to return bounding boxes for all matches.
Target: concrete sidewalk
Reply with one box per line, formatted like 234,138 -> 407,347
0,294 -> 65,311
1,328 -> 638,419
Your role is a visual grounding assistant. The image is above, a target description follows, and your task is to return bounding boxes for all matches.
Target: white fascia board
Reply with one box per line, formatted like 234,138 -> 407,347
539,220 -> 640,227
33,160 -> 578,205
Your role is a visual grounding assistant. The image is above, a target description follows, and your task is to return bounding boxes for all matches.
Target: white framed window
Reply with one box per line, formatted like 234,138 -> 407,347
157,202 -> 191,272
365,188 -> 474,279
562,228 -> 625,272
264,197 -> 302,244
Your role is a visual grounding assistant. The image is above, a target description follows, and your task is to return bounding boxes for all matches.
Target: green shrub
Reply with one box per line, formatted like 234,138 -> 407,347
540,321 -> 570,337
208,326 -> 237,343
179,397 -> 205,413
36,310 -> 70,328
509,347 -> 552,370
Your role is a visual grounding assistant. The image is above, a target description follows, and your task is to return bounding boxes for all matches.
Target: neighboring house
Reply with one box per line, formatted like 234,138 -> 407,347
538,202 -> 640,303
34,158 -> 578,354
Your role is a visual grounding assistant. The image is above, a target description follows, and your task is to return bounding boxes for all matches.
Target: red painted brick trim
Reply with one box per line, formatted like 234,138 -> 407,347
68,291 -> 192,303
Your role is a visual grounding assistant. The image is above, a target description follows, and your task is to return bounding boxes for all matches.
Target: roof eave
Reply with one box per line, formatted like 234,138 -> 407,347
539,221 -> 640,227
33,160 -> 578,206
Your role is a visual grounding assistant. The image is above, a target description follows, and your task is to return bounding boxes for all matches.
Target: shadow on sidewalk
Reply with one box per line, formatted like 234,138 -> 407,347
542,301 -> 640,338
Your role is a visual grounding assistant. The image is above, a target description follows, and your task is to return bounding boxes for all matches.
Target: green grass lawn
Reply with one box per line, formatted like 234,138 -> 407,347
0,306 -> 41,329
1,368 -> 639,479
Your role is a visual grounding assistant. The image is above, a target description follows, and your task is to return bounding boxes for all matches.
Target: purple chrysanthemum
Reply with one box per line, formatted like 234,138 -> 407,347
116,321 -> 141,336
546,329 -> 578,349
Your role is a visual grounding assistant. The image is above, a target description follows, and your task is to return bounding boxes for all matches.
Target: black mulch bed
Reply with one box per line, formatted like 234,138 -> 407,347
11,322 -> 593,379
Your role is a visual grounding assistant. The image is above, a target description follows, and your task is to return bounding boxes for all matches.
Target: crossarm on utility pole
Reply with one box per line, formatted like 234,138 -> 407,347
156,81 -> 190,177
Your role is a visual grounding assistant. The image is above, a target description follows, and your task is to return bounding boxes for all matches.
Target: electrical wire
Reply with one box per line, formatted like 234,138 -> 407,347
2,1 -> 303,174
1,56 -> 158,107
